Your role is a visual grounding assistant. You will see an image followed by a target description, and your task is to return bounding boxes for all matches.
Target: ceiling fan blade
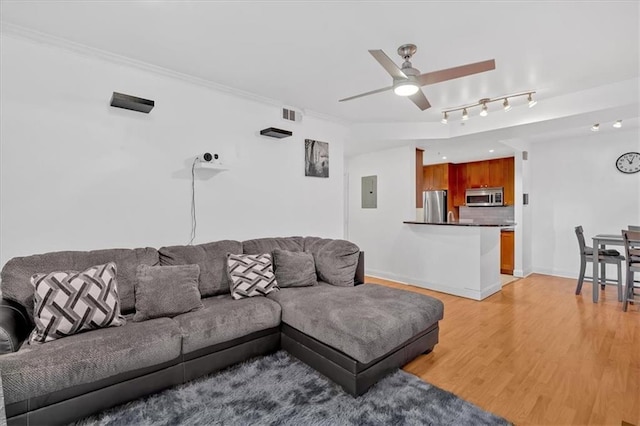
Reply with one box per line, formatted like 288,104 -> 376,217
369,49 -> 408,79
339,85 -> 393,102
417,59 -> 496,86
408,89 -> 431,110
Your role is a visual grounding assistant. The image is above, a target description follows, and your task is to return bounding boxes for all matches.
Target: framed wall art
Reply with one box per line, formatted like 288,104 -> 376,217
305,139 -> 329,178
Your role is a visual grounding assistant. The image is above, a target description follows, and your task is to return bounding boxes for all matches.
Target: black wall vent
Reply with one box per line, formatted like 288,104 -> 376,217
110,92 -> 154,113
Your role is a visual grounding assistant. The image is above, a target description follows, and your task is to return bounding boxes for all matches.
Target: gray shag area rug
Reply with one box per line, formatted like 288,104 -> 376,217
74,351 -> 511,426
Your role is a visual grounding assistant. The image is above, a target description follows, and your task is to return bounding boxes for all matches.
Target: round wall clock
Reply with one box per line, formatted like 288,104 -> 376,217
616,152 -> 640,174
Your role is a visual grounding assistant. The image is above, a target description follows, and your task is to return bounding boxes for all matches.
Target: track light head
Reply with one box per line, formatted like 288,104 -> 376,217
503,98 -> 511,112
441,112 -> 448,124
480,102 -> 488,117
613,120 -> 622,128
527,93 -> 537,108
462,108 -> 469,120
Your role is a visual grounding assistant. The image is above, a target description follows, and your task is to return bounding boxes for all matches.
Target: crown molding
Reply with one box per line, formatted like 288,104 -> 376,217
0,22 -> 349,126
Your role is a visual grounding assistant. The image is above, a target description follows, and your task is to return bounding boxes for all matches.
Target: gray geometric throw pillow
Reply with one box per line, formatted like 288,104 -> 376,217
227,253 -> 279,300
29,262 -> 126,343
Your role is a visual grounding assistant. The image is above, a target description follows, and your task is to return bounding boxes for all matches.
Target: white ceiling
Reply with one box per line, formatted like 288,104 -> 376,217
1,1 -> 639,161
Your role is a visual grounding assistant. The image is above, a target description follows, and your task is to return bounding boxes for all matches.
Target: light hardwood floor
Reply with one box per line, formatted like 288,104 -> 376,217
368,274 -> 640,426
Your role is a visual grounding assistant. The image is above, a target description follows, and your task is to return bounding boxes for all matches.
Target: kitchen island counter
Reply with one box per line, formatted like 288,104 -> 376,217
404,221 -> 515,227
377,223 -> 507,300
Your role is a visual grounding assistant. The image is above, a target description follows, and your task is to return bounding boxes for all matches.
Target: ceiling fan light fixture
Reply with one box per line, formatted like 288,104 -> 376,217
462,108 -> 469,121
527,93 -> 537,108
441,112 -> 448,124
480,102 -> 488,117
591,123 -> 600,132
393,80 -> 420,96
613,120 -> 622,128
503,98 -> 511,112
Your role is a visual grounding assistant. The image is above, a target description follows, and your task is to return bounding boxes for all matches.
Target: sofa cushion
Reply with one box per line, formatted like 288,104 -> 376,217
242,237 -> 304,255
268,283 -> 444,364
174,295 -> 281,354
159,240 -> 242,297
272,249 -> 317,288
227,253 -> 279,299
30,262 -> 126,344
0,247 -> 159,320
304,238 -> 360,287
0,317 -> 182,405
133,264 -> 203,322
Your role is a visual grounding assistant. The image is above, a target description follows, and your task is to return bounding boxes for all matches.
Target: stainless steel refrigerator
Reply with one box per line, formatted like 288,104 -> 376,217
423,190 -> 447,223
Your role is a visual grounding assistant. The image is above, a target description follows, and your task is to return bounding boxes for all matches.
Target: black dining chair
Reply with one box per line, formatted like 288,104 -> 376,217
621,229 -> 640,311
574,226 -> 624,301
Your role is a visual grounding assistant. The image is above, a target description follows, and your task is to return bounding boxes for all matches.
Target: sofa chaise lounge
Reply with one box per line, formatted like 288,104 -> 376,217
0,236 -> 444,426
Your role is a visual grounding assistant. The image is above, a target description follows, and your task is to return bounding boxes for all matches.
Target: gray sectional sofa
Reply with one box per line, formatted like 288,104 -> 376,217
0,236 -> 444,426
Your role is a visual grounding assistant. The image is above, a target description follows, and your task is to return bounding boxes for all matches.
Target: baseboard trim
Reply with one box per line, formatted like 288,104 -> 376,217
366,269 -> 500,301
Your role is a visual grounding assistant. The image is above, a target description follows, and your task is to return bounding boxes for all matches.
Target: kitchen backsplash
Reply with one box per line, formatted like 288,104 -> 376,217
459,206 -> 514,222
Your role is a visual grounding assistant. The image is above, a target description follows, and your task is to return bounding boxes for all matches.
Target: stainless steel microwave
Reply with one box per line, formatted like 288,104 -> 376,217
465,187 -> 504,206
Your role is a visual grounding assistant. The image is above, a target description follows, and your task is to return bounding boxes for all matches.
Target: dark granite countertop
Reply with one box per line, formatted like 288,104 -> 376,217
403,221 -> 516,227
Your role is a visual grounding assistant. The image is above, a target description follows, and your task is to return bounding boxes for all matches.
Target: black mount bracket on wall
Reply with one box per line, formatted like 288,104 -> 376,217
110,92 -> 155,114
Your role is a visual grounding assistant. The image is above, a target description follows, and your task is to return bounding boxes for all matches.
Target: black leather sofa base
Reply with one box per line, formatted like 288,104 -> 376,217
6,328 -> 280,426
281,322 -> 439,396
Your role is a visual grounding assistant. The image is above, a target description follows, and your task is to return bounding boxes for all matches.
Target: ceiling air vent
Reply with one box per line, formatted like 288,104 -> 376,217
281,106 -> 302,123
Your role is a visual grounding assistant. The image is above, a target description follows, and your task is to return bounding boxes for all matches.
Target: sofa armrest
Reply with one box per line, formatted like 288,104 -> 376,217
0,299 -> 31,354
354,251 -> 365,286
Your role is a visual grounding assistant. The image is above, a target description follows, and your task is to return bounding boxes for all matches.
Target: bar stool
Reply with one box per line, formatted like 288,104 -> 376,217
574,226 -> 624,301
622,229 -> 640,311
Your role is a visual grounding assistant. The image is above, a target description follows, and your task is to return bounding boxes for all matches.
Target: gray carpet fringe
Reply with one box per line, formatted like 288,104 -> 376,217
73,351 -> 511,426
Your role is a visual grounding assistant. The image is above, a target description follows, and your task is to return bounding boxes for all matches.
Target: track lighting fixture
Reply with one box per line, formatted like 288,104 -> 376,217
591,124 -> 600,132
613,120 -> 622,128
440,91 -> 537,124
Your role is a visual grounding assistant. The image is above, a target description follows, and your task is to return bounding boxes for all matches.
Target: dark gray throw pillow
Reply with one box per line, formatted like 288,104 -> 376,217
133,264 -> 203,322
158,240 -> 242,297
272,249 -> 317,288
305,238 -> 360,287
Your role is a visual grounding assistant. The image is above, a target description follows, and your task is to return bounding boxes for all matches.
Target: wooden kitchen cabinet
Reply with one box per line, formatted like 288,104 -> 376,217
420,156 -> 514,209
453,163 -> 466,206
416,149 -> 424,208
502,157 -> 515,205
488,159 -> 504,187
466,160 -> 490,188
501,230 -> 515,274
423,164 -> 449,191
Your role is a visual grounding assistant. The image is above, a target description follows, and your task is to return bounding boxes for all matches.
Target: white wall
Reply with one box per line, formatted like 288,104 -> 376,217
0,35 -> 347,267
530,128 -> 640,277
346,145 -> 416,277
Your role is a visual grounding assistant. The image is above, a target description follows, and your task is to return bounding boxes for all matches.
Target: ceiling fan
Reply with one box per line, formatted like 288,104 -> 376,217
339,44 -> 496,111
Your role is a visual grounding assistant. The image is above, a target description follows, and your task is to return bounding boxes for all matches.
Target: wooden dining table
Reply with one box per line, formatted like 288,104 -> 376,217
591,233 -> 625,303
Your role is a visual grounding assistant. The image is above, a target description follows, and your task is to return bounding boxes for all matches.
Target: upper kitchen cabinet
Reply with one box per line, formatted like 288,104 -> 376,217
419,156 -> 514,208
423,163 -> 450,191
466,161 -> 490,188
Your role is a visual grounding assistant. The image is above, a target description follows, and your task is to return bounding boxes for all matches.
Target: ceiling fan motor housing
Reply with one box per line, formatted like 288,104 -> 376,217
397,43 -> 417,59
